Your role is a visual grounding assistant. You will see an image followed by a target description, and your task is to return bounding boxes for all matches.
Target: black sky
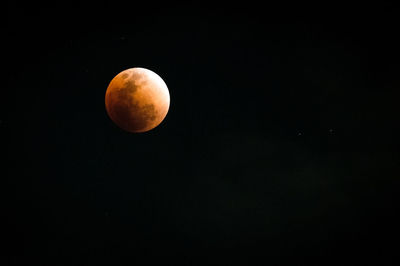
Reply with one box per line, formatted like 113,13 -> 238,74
6,1 -> 400,265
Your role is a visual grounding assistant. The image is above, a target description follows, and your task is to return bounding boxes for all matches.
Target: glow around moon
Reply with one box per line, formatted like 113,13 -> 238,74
105,68 -> 170,133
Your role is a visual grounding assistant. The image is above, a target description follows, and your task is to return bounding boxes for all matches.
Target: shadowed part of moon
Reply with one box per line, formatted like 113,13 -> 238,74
109,83 -> 157,132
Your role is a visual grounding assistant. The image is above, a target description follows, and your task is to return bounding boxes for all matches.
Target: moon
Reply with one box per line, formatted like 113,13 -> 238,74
105,68 -> 170,133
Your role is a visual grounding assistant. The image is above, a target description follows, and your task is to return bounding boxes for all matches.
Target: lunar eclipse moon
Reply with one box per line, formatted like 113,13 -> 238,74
105,67 -> 170,133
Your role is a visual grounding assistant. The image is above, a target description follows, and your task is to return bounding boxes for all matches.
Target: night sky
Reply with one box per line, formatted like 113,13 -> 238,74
6,2 -> 400,265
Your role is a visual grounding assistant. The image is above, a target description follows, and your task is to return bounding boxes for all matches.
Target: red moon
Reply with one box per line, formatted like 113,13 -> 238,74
105,68 -> 170,133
